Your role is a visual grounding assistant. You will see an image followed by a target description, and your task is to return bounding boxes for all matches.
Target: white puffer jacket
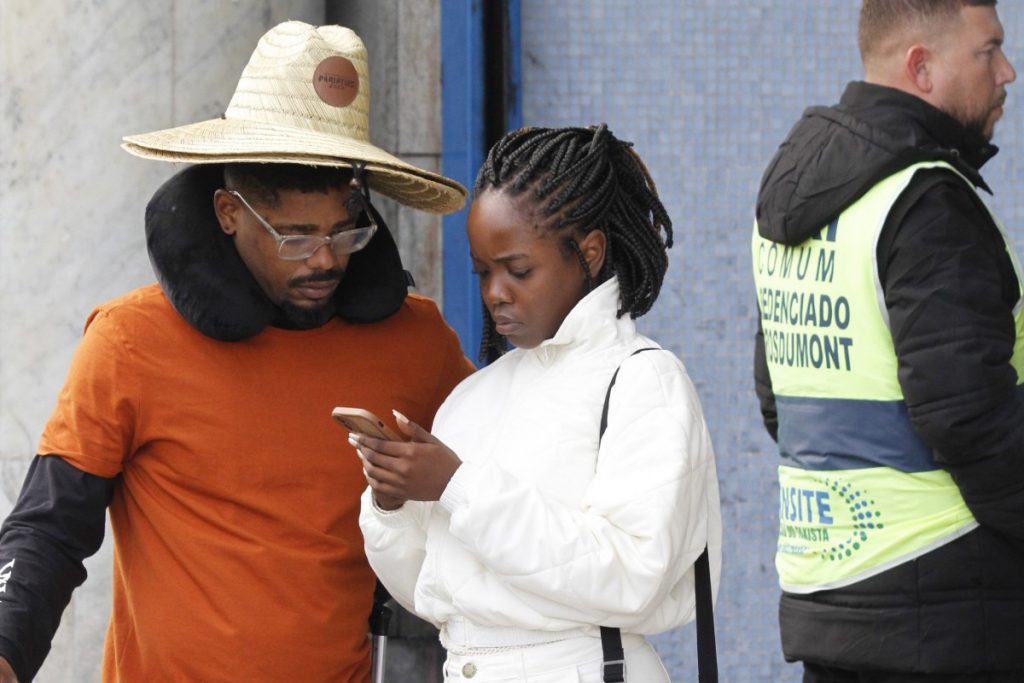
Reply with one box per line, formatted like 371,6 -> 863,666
359,278 -> 722,646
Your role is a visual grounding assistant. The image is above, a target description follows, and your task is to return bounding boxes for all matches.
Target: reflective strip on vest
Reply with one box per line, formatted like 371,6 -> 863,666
752,160 -> 1024,593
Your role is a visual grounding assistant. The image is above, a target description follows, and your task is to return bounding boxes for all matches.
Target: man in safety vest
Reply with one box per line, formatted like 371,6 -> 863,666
752,1 -> 1024,680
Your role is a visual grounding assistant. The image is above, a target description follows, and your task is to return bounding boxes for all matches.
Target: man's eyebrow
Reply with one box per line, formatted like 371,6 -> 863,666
267,221 -> 317,235
274,218 -> 357,235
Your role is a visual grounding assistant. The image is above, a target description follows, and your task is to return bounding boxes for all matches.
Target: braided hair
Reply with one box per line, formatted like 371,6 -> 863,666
473,124 -> 673,363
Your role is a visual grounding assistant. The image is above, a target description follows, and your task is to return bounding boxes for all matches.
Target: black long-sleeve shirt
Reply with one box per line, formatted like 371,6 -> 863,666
0,456 -> 113,682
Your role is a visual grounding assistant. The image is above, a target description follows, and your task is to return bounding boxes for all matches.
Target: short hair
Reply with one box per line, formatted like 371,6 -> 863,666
858,0 -> 996,64
223,163 -> 354,207
472,124 -> 673,363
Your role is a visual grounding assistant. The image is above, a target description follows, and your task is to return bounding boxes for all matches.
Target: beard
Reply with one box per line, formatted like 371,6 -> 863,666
957,109 -> 994,140
946,97 -> 1003,141
279,299 -> 337,328
276,267 -> 345,329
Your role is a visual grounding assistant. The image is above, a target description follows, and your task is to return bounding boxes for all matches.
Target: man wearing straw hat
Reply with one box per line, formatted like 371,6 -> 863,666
0,21 -> 473,683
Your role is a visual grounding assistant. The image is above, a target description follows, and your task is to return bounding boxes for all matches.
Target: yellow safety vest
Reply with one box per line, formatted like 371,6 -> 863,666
751,161 -> 1024,593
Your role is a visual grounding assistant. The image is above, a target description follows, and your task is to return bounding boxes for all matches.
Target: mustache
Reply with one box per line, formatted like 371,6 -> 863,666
288,268 -> 345,287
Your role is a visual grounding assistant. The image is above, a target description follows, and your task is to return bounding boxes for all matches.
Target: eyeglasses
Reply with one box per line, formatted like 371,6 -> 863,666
228,190 -> 377,261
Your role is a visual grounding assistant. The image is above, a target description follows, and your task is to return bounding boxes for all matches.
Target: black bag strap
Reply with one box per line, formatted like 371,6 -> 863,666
597,348 -> 717,682
600,625 -> 626,682
692,548 -> 718,682
369,579 -> 393,636
598,349 -> 656,444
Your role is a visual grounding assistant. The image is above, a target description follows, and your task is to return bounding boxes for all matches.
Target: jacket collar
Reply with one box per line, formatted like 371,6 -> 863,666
756,81 -> 999,247
529,278 -> 634,361
838,81 -> 997,183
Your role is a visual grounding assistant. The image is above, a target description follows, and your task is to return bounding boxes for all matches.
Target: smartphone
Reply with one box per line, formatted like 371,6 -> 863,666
331,406 -> 402,441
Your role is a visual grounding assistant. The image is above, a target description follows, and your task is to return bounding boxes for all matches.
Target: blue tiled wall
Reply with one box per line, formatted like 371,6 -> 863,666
520,2 -> 1024,680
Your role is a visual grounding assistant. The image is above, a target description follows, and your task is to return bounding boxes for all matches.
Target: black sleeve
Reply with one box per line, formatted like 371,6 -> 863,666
0,455 -> 115,682
879,172 -> 1024,545
754,317 -> 779,442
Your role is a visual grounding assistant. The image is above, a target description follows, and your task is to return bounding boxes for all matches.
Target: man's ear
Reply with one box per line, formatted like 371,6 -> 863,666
904,44 -> 934,93
212,189 -> 240,236
579,228 -> 607,279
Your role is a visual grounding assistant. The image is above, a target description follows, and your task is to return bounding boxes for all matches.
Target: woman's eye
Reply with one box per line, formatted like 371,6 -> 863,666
511,269 -> 531,279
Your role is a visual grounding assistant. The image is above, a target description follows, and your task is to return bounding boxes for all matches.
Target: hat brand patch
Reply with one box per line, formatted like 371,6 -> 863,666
313,56 -> 359,107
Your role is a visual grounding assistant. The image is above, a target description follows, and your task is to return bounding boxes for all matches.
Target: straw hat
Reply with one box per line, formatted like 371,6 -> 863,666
122,21 -> 466,214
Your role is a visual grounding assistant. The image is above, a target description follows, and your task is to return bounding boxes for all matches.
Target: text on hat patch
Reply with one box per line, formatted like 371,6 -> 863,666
313,56 -> 359,108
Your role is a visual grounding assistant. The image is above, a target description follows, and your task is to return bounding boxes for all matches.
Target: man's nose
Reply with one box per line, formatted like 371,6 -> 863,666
304,241 -> 341,270
999,49 -> 1017,85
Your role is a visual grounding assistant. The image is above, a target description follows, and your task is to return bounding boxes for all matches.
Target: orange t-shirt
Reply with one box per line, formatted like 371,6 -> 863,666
38,284 -> 474,683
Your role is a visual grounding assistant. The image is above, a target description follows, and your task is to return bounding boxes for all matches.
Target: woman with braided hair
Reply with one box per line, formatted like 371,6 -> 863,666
357,125 -> 721,682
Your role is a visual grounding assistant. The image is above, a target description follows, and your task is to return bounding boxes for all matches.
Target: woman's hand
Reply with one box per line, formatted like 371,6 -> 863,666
351,411 -> 462,510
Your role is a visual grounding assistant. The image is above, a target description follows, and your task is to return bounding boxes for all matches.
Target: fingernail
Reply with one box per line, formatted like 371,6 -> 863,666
348,434 -> 360,446
392,410 -> 409,425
